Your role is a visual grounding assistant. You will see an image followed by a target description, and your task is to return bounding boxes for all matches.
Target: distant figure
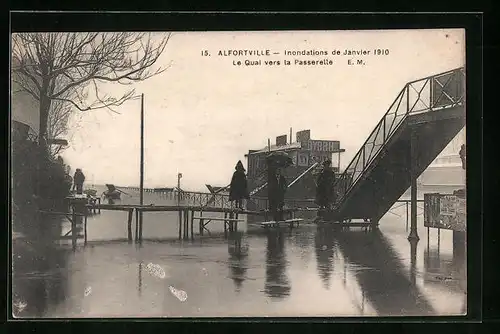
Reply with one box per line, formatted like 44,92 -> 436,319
268,167 -> 288,222
73,168 -> 85,194
315,160 -> 336,209
229,160 -> 249,209
459,144 -> 466,170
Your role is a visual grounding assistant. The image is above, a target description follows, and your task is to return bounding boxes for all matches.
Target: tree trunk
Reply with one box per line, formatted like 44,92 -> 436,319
38,94 -> 52,151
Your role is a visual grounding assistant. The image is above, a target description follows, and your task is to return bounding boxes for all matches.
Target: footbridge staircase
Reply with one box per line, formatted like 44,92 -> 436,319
331,67 -> 465,223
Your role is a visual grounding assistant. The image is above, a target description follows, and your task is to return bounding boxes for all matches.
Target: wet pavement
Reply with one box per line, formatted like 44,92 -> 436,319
12,186 -> 467,318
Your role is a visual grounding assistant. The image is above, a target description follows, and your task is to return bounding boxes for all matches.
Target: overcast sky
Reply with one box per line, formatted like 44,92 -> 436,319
59,29 -> 465,191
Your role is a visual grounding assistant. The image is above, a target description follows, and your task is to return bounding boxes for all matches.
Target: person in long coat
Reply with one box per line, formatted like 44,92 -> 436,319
229,161 -> 249,209
268,166 -> 288,222
315,160 -> 336,209
459,144 -> 466,170
73,168 -> 85,195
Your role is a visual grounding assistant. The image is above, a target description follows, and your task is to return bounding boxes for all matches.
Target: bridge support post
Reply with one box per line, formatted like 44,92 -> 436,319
408,130 -> 420,241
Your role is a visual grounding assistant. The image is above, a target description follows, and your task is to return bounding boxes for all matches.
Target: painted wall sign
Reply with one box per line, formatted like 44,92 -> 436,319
307,140 -> 340,152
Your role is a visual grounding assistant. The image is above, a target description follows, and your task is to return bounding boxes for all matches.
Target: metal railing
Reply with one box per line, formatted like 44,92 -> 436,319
334,67 -> 465,207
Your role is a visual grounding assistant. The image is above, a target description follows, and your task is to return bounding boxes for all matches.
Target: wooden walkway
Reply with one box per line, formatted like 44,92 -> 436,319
80,203 -> 304,242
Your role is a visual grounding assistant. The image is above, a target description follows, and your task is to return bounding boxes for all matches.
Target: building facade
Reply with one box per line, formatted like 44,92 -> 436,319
245,129 -> 345,206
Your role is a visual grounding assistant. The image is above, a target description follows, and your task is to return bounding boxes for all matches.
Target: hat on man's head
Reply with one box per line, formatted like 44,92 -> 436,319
323,160 -> 332,166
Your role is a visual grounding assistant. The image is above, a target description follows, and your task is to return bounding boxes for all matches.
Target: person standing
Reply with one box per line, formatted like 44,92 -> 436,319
73,168 -> 85,195
268,167 -> 288,222
229,160 -> 250,209
459,144 -> 466,170
315,160 -> 336,209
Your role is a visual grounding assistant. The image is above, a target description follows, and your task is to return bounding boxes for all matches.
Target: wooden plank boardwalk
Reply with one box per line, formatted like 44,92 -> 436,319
80,203 -> 305,242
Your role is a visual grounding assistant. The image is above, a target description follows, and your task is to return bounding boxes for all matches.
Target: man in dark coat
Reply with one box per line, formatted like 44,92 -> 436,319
73,168 -> 85,194
268,166 -> 288,222
459,144 -> 466,170
229,160 -> 249,209
316,160 -> 336,209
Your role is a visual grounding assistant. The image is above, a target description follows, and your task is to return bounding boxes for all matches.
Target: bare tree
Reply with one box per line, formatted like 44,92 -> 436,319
11,32 -> 171,146
47,98 -> 72,157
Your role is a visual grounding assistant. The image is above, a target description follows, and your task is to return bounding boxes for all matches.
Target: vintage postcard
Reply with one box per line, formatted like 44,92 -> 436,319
11,27 -> 466,318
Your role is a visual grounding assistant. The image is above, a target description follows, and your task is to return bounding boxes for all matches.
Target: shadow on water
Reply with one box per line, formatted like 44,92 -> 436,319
333,227 -> 436,316
227,231 -> 249,293
12,216 -> 71,318
314,225 -> 336,290
264,230 -> 291,300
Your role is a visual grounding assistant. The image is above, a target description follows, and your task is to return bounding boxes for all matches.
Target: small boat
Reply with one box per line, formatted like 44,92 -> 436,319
103,184 -> 122,200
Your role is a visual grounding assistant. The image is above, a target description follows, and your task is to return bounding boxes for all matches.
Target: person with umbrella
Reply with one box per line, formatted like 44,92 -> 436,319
315,159 -> 336,210
266,152 -> 292,222
229,160 -> 250,209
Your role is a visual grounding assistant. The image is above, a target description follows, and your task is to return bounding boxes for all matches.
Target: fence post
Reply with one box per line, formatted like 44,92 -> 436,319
135,209 -> 139,241
191,209 -> 194,240
127,209 -> 133,242
71,211 -> 77,250
199,210 -> 204,236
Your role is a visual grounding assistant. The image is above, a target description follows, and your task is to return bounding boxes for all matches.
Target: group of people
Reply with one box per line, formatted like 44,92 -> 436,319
229,158 -> 337,222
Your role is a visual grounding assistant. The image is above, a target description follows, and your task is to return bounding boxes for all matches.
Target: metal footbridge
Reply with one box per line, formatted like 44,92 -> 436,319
330,67 -> 465,223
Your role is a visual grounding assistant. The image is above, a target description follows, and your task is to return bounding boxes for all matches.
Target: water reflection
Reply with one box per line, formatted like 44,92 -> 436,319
12,235 -> 70,317
335,229 -> 435,316
227,232 -> 249,292
264,230 -> 291,299
314,226 -> 336,290
138,262 -> 143,297
424,231 -> 467,295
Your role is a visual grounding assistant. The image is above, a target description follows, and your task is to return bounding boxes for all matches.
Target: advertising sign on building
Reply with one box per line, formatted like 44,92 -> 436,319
310,152 -> 332,165
307,140 -> 340,152
297,152 -> 309,167
424,193 -> 466,232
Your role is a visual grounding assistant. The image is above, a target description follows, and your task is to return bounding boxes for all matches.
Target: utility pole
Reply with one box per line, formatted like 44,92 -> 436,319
140,93 -> 144,207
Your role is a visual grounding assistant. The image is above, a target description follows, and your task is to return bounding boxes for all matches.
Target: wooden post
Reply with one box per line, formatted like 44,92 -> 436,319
71,211 -> 77,250
178,210 -> 182,240
235,212 -> 239,232
199,211 -> 204,235
437,227 -> 441,252
224,212 -> 228,237
135,209 -> 139,241
127,209 -> 133,242
139,209 -> 143,242
185,210 -> 189,240
408,130 -> 420,241
191,210 -> 194,240
427,226 -> 430,248
84,212 -> 88,245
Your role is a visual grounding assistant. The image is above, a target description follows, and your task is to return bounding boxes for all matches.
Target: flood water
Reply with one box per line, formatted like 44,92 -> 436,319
12,185 -> 467,318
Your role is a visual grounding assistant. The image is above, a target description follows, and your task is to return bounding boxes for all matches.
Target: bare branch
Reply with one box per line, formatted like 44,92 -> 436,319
11,32 -> 171,141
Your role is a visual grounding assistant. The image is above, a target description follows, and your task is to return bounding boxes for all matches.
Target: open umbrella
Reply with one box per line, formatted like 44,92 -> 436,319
265,151 -> 293,168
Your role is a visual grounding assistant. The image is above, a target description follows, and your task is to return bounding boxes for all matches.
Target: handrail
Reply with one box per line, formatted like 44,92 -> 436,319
333,67 -> 465,207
